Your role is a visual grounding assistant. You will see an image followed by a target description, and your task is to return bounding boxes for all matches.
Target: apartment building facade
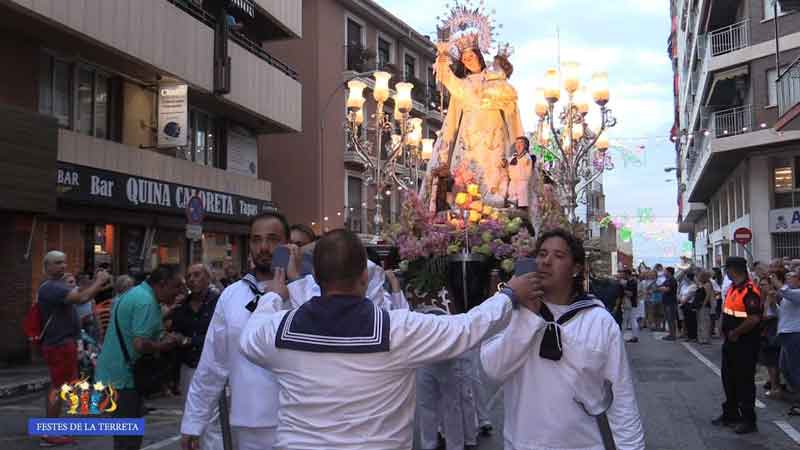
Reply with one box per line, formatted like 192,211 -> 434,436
0,0 -> 301,362
672,0 -> 800,268
261,0 -> 442,236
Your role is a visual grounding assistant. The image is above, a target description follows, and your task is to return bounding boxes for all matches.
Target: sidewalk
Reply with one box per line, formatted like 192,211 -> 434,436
0,364 -> 50,399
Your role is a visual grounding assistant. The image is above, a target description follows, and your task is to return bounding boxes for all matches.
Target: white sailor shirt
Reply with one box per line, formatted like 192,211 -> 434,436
481,300 -> 645,450
239,291 -> 516,450
181,278 -> 284,435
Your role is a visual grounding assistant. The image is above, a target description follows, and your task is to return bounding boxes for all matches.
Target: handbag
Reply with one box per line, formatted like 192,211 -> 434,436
114,296 -> 164,396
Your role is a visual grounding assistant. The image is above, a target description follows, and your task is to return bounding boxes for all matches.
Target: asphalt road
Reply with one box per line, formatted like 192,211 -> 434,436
3,328 -> 800,449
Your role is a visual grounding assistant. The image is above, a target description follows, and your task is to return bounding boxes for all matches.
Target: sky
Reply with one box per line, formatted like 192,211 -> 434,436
377,0 -> 689,265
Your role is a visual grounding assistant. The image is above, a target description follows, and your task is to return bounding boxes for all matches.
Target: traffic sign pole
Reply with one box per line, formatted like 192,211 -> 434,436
732,227 -> 754,266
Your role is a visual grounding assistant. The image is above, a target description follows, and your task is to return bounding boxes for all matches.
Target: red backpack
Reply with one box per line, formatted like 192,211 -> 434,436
22,281 -> 54,347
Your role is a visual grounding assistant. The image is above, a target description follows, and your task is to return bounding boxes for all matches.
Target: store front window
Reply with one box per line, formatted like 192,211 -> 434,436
203,232 -> 243,279
93,224 -> 115,272
774,232 -> 800,259
181,108 -> 220,168
149,229 -> 185,269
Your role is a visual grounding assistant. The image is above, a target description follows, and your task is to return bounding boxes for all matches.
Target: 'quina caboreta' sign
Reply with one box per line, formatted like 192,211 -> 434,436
56,162 -> 275,222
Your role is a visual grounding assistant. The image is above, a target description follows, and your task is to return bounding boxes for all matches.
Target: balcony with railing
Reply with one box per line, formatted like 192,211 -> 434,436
708,20 -> 749,57
686,105 -> 753,184
712,104 -> 752,138
778,57 -> 800,117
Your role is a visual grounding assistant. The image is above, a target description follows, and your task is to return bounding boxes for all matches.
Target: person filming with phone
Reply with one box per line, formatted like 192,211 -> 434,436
181,212 -> 296,450
480,229 -> 645,450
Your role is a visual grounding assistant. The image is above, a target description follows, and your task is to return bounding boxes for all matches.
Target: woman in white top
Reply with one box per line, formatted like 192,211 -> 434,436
480,229 -> 645,450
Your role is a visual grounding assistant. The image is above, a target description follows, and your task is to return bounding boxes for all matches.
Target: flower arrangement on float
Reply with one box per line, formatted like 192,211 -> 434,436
383,184 -> 535,303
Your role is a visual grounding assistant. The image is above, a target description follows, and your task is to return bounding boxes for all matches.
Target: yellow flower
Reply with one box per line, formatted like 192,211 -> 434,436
467,184 -> 480,196
470,201 -> 483,212
469,210 -> 481,222
455,192 -> 469,207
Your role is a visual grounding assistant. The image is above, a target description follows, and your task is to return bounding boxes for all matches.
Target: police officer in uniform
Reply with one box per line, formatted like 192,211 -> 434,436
712,257 -> 762,434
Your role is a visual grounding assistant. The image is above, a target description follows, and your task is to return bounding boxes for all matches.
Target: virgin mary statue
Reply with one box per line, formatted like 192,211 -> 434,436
422,38 -> 524,211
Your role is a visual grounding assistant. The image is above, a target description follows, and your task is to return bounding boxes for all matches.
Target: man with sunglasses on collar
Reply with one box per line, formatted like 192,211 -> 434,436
181,212 -> 293,450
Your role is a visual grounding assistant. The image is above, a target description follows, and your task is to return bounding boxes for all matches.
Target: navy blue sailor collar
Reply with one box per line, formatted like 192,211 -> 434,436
539,294 -> 606,361
275,295 -> 391,353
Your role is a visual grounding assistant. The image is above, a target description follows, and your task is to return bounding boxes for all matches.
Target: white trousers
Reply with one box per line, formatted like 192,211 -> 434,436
623,308 -> 640,339
466,348 -> 492,427
232,426 -> 276,450
180,365 -> 224,450
416,359 -> 464,450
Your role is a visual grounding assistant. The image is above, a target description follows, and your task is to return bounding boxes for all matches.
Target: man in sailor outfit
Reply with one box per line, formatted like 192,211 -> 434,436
181,212 -> 293,450
239,229 -> 541,450
480,229 -> 645,450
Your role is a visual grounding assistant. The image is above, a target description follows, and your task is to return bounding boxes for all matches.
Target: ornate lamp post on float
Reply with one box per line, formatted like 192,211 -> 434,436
344,71 -> 430,234
533,65 -> 616,228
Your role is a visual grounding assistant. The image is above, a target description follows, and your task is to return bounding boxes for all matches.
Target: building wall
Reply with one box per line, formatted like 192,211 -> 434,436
0,32 -> 36,110
751,47 -> 800,128
750,155 -> 772,263
749,4 -> 800,45
0,214 -> 35,364
260,0 -> 327,227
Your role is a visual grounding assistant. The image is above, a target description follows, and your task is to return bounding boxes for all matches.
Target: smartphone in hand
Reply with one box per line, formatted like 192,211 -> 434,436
515,257 -> 538,276
271,246 -> 290,272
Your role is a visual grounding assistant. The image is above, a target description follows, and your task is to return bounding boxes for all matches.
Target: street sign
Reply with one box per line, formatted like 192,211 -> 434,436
186,195 -> 205,225
186,224 -> 203,241
733,227 -> 752,245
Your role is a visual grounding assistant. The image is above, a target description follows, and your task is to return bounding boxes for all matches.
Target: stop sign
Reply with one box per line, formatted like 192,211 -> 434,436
734,227 -> 752,245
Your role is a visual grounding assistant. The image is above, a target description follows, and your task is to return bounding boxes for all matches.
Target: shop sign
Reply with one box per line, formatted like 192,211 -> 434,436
186,224 -> 203,241
227,124 -> 258,178
157,84 -> 188,148
56,162 -> 275,222
770,207 -> 800,233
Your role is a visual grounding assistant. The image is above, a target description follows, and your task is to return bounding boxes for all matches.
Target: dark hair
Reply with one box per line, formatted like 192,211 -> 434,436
494,55 -> 514,78
519,217 -> 536,237
515,136 -> 530,152
774,269 -> 787,284
666,267 -> 675,276
712,267 -> 723,285
654,263 -> 664,270
534,228 -> 586,296
452,47 -> 487,78
685,271 -> 695,281
148,264 -> 181,285
250,211 -> 290,241
290,224 -> 316,243
313,229 -> 367,292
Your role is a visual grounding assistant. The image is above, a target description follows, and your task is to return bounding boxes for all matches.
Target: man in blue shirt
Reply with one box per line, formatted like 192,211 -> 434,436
95,265 -> 184,450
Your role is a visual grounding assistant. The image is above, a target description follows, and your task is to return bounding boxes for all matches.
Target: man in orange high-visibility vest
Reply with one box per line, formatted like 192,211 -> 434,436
711,257 -> 762,434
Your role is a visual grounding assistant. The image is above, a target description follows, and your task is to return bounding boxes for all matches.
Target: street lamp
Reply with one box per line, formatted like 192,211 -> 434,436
345,72 -> 423,234
533,64 -> 617,225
